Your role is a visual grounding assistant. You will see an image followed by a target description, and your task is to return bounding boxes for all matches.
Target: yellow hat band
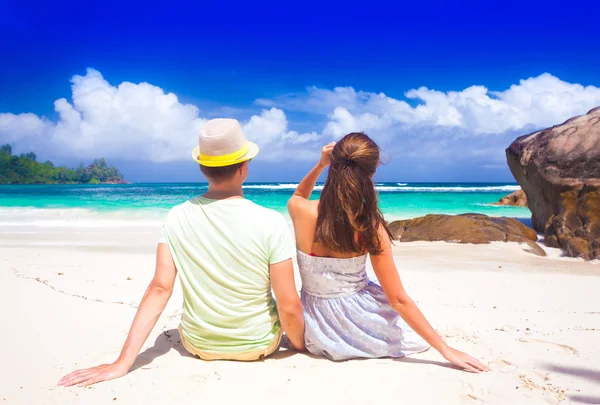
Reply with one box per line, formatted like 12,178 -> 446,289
192,142 -> 250,167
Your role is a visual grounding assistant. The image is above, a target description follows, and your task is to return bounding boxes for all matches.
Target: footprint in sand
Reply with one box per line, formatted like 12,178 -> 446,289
518,337 -> 579,355
459,382 -> 485,404
495,324 -> 519,332
442,328 -> 481,344
189,370 -> 221,383
493,358 -> 518,373
518,374 -> 545,391
517,373 -> 568,402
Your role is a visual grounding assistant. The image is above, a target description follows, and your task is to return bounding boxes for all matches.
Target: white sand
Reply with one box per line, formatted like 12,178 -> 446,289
0,226 -> 599,405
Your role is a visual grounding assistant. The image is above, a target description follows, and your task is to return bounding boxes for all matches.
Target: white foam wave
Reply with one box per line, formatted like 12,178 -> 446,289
155,185 -> 209,190
243,183 -> 520,192
243,184 -> 325,191
0,207 -> 167,228
392,185 -> 520,192
376,186 -> 410,191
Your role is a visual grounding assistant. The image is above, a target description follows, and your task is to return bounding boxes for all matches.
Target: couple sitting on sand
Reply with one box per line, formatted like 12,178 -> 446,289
59,119 -> 488,387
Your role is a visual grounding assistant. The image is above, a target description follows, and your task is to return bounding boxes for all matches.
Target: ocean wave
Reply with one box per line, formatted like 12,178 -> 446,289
243,184 -> 325,191
390,185 -> 520,192
154,185 -> 209,190
376,186 -> 411,191
243,183 -> 299,189
242,183 -> 519,192
0,207 -> 166,228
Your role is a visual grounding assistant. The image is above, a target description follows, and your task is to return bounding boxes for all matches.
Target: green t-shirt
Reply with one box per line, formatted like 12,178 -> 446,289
159,197 -> 294,353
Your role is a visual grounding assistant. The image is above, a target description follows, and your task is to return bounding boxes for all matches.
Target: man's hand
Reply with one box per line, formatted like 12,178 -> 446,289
58,361 -> 129,387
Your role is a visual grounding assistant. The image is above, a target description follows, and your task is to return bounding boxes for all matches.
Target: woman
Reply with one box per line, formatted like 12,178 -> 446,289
287,133 -> 488,372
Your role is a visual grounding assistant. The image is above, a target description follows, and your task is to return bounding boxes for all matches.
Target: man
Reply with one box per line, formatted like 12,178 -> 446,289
58,119 -> 305,387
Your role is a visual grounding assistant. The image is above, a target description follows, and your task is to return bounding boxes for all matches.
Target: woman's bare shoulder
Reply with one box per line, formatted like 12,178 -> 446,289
287,196 -> 319,217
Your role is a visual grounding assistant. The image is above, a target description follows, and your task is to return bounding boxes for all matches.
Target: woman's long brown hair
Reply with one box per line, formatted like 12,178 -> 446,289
315,132 -> 392,255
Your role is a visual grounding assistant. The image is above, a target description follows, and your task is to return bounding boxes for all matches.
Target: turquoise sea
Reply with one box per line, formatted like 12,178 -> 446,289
0,182 -> 529,228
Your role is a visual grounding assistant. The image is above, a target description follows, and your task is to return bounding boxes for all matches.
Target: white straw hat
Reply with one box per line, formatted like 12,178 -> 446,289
192,118 -> 259,167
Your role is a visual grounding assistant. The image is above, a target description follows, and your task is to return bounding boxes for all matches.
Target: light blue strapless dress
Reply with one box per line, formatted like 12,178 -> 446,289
297,250 -> 430,361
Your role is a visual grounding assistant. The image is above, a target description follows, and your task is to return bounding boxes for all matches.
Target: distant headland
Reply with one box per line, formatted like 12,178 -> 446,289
0,144 -> 127,185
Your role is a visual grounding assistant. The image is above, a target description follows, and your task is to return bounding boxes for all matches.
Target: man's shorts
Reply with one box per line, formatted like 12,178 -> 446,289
178,325 -> 283,361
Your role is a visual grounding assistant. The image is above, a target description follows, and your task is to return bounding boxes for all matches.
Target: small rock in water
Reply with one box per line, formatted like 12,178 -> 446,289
493,189 -> 528,207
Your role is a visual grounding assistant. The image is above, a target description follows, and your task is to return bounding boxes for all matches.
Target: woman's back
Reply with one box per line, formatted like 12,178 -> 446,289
297,250 -> 368,298
295,230 -> 429,361
290,194 -> 366,260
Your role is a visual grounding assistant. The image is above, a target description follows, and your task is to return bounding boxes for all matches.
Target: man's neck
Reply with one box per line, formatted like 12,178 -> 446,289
203,182 -> 244,200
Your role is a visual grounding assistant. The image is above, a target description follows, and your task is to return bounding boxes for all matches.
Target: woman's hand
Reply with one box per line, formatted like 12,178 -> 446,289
58,361 -> 130,387
441,346 -> 490,373
317,142 -> 336,168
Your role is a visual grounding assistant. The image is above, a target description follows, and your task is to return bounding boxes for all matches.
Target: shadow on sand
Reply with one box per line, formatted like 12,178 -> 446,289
130,329 -> 194,372
394,356 -> 457,370
130,330 -> 457,371
543,363 -> 600,404
130,328 -> 300,370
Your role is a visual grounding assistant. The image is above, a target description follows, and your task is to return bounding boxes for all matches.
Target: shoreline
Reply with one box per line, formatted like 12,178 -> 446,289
0,207 -> 531,229
2,212 -> 594,264
1,223 -> 598,267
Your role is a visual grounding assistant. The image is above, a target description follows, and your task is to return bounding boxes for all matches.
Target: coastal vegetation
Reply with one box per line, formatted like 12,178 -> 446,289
0,144 -> 125,184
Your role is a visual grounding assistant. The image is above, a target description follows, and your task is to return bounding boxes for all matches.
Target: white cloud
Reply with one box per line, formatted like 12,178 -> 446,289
0,113 -> 48,144
0,69 -> 323,163
1,70 -> 599,166
263,73 -> 600,135
243,108 -> 289,145
255,73 -> 600,165
1,69 -> 206,162
323,107 -> 381,139
243,107 -> 321,161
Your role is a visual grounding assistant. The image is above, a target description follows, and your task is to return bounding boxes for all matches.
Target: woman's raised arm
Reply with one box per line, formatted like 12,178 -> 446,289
289,142 -> 335,201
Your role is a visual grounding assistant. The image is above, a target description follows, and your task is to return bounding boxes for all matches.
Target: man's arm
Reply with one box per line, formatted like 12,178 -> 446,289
270,259 -> 305,351
58,243 -> 177,387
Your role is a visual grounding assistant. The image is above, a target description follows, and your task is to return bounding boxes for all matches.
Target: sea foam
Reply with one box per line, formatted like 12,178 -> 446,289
242,183 -> 520,193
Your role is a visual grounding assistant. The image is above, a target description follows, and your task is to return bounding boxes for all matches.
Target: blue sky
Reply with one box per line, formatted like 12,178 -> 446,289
1,0 -> 599,182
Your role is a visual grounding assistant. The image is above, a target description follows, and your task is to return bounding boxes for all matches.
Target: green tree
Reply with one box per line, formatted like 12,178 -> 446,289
1,144 -> 12,155
20,152 -> 37,161
0,148 -> 124,184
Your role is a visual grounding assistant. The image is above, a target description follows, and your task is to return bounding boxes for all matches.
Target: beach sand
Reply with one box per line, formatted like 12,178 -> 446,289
1,227 -> 599,405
